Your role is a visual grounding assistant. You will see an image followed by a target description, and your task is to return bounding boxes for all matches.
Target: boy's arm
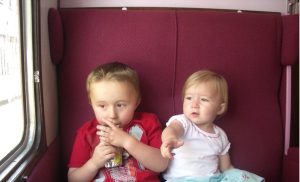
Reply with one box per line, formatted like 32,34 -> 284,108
219,153 -> 234,172
68,142 -> 116,182
160,121 -> 184,159
123,135 -> 169,172
68,159 -> 99,182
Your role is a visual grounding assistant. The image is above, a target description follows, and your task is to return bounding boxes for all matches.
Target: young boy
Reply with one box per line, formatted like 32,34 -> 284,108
68,62 -> 168,182
160,70 -> 264,182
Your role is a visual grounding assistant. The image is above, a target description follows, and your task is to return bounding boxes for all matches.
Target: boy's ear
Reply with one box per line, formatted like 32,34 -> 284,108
135,98 -> 141,108
217,103 -> 226,115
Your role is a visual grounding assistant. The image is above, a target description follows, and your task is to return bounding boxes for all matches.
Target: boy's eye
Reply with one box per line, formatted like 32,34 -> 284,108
201,98 -> 209,102
116,103 -> 126,108
97,104 -> 105,108
185,96 -> 192,100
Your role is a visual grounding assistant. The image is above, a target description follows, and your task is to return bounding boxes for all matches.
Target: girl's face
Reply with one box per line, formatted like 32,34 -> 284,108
183,81 -> 225,131
89,80 -> 140,127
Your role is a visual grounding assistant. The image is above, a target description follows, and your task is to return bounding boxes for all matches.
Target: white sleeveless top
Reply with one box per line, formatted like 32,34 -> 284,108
163,114 -> 231,180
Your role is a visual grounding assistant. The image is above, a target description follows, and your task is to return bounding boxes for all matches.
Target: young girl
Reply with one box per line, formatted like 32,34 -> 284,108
160,70 -> 264,182
68,62 -> 168,182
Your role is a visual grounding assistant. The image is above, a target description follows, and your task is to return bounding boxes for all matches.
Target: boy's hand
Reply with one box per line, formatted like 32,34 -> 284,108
160,138 -> 184,159
89,142 -> 117,169
97,120 -> 130,148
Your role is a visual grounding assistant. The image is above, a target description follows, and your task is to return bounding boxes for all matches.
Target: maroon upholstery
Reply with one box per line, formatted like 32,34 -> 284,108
282,147 -> 299,182
48,8 -> 64,64
47,8 -> 298,181
27,138 -> 60,182
281,15 -> 299,65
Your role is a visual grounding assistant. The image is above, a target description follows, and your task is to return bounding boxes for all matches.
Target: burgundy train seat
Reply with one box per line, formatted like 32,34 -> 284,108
37,8 -> 299,182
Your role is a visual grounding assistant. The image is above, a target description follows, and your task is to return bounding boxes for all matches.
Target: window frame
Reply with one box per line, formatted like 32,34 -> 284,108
0,0 -> 46,181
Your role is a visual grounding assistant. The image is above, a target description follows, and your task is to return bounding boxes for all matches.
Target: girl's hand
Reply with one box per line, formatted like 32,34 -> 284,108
160,138 -> 184,159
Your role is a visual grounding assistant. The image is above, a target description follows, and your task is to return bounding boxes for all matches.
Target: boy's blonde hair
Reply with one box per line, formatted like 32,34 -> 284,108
182,70 -> 229,114
86,62 -> 141,102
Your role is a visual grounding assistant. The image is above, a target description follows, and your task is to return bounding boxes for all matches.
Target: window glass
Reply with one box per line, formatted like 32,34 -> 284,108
0,0 -> 43,180
0,0 -> 24,162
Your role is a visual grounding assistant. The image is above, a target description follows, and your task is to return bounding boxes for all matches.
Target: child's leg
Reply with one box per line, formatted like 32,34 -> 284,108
220,168 -> 265,182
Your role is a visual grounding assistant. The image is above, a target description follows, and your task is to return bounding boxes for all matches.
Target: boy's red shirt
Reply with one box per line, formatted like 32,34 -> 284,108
69,112 -> 163,182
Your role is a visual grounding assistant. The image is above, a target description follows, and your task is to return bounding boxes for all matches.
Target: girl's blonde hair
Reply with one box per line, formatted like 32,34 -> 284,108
182,70 -> 229,114
86,62 -> 141,102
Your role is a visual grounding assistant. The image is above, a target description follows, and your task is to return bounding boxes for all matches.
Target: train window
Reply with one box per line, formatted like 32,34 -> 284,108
0,0 -> 23,162
0,0 -> 44,181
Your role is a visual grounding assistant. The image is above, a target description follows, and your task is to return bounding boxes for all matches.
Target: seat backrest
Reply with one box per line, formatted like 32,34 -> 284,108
48,8 -> 298,181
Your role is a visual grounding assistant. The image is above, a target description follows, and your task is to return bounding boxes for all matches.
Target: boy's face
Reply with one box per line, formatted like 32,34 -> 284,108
89,80 -> 140,127
183,81 -> 225,130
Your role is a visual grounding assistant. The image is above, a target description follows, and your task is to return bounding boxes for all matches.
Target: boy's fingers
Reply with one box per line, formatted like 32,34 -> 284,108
97,124 -> 108,132
99,140 -> 109,146
100,136 -> 110,143
102,119 -> 116,129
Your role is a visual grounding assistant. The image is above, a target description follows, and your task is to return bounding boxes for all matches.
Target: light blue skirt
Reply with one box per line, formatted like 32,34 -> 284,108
166,168 -> 265,182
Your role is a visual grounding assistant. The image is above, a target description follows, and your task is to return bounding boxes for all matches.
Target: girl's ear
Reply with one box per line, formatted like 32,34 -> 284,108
217,103 -> 226,115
